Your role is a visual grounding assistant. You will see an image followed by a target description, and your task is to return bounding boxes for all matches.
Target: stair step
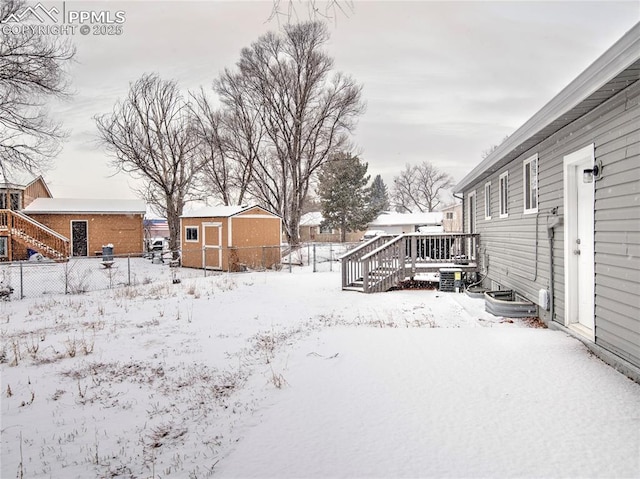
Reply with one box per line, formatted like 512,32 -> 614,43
343,286 -> 364,292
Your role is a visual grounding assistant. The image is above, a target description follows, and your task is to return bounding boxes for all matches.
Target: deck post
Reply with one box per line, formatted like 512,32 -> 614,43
410,235 -> 417,278
362,257 -> 369,293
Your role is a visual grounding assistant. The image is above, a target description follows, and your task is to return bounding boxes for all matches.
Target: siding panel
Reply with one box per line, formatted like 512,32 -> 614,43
463,78 -> 640,368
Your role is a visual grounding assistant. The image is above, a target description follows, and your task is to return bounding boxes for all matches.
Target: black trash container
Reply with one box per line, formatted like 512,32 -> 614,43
102,244 -> 114,262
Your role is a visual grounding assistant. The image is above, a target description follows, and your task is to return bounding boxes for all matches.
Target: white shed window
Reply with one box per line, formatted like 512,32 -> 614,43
523,154 -> 538,214
185,226 -> 199,242
499,172 -> 509,218
484,181 -> 492,220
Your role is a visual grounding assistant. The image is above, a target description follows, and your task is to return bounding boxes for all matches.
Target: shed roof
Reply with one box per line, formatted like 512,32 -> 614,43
181,205 -> 278,218
23,198 -> 146,214
370,212 -> 443,227
454,22 -> 640,193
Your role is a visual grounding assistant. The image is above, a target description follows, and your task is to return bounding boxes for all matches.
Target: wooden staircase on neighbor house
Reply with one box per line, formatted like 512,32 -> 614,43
0,209 -> 70,261
341,233 -> 480,293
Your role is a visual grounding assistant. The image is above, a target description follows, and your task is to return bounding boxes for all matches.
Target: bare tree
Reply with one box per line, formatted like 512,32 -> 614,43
0,0 -> 75,178
481,134 -> 510,159
268,0 -> 355,24
95,73 -> 202,257
189,89 -> 237,206
221,21 -> 365,244
392,162 -> 453,213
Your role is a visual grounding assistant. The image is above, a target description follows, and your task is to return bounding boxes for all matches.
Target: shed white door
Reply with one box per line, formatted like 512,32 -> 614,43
203,223 -> 222,269
563,145 -> 595,338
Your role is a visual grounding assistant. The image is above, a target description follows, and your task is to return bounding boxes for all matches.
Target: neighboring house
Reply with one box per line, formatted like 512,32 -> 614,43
454,23 -> 640,378
440,203 -> 463,233
0,176 -> 60,261
143,218 -> 170,241
368,212 -> 443,235
299,212 -> 363,243
0,175 -> 53,210
180,205 -> 281,271
23,198 -> 146,258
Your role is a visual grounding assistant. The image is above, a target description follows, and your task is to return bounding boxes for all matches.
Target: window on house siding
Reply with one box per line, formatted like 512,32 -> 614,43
445,212 -> 454,220
10,192 -> 21,210
319,224 -> 333,234
484,182 -> 491,219
0,237 -> 6,257
185,226 -> 199,242
523,155 -> 538,214
499,172 -> 509,218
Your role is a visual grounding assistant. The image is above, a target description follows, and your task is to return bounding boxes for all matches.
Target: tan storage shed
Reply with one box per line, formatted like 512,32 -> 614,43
180,205 -> 282,271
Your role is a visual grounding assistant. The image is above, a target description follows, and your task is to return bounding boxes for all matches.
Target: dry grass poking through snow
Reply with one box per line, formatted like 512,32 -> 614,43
0,269 -> 526,478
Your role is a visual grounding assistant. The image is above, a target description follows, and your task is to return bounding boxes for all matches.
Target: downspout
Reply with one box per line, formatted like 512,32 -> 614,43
546,207 -> 561,324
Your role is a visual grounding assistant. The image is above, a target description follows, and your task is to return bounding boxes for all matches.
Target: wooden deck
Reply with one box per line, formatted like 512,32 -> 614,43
341,233 -> 480,293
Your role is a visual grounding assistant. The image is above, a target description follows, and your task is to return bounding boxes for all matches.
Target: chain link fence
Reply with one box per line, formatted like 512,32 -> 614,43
0,242 -> 362,300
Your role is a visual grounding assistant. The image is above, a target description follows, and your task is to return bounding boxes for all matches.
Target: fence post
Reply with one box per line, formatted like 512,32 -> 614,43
20,261 -> 24,299
64,262 -> 68,295
127,255 -> 131,286
329,243 -> 333,272
313,244 -> 317,272
288,247 -> 292,273
307,243 -> 310,266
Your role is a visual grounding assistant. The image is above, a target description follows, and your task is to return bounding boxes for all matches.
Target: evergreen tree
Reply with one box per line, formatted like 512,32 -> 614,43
369,174 -> 390,215
317,153 -> 376,242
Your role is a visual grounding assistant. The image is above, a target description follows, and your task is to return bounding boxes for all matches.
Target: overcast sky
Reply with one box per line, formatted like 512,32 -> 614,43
41,0 -> 639,202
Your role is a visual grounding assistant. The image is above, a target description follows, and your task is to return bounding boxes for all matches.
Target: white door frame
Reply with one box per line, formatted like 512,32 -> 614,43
563,144 -> 595,340
70,220 -> 89,257
202,222 -> 222,269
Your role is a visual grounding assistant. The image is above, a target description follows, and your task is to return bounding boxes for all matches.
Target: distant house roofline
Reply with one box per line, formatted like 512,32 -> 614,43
23,198 -> 146,214
454,22 -> 640,193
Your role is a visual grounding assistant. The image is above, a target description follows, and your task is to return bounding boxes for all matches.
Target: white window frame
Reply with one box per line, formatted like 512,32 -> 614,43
0,237 -> 7,257
499,171 -> 509,218
484,181 -> 492,220
185,226 -> 199,242
523,154 -> 538,214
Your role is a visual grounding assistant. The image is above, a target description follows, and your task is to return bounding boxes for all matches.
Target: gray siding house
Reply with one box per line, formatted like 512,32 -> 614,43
454,23 -> 640,378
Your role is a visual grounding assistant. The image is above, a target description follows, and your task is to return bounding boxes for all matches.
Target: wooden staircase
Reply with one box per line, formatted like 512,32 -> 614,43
341,233 -> 480,293
0,209 -> 70,260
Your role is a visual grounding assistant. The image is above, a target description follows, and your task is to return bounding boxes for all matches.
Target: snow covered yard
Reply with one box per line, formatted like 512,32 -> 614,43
1,265 -> 639,478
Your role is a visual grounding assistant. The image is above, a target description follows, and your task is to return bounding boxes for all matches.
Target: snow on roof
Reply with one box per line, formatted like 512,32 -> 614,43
370,212 -> 443,227
300,211 -> 324,226
23,198 -> 146,214
181,205 -> 257,218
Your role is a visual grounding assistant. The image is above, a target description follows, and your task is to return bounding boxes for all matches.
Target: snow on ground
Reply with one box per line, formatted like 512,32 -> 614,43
1,262 -> 639,478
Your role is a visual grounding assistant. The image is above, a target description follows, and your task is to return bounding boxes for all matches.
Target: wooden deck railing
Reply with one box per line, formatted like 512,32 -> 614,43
342,232 -> 480,293
0,209 -> 70,259
340,235 -> 395,290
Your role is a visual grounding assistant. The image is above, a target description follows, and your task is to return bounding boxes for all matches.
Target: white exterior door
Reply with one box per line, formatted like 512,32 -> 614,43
563,145 -> 595,338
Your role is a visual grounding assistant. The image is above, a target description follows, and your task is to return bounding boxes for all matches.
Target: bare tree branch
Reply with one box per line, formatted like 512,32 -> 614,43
95,73 -> 203,257
392,161 -> 453,213
220,21 -> 364,244
0,0 -> 75,179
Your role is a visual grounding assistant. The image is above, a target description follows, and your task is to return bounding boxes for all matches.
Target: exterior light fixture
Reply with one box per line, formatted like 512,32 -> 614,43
583,160 -> 602,183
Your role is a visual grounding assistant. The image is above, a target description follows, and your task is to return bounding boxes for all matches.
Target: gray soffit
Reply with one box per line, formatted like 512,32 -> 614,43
454,22 -> 640,194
